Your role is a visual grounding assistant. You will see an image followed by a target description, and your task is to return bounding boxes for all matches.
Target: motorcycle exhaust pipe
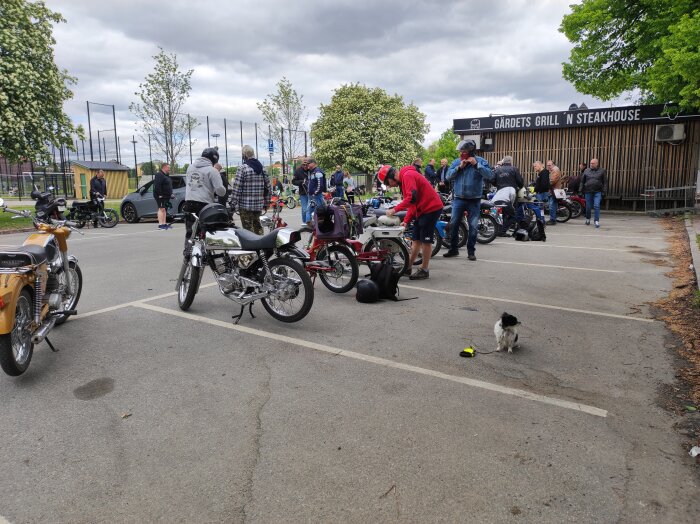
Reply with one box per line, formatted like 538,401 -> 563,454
32,318 -> 57,345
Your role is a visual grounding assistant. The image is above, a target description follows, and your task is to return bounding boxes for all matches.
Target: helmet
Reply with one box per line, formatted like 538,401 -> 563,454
355,279 -> 379,303
201,147 -> 220,165
198,203 -> 229,229
376,165 -> 396,184
456,139 -> 476,152
514,228 -> 530,241
516,187 -> 531,202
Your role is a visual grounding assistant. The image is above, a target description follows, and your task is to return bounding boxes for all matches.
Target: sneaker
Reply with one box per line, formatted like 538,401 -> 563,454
548,220 -> 557,225
595,221 -> 600,228
585,219 -> 590,225
409,268 -> 429,280
442,250 -> 459,258
158,224 -> 166,229
165,224 -> 173,229
468,254 -> 477,261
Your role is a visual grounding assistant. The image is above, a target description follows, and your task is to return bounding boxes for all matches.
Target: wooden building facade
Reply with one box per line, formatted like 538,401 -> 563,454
71,161 -> 132,200
454,104 -> 700,209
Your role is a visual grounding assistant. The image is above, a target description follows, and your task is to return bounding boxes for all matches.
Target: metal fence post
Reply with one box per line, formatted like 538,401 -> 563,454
280,127 -> 286,175
188,114 -> 193,164
224,118 -> 229,169
206,115 -> 211,148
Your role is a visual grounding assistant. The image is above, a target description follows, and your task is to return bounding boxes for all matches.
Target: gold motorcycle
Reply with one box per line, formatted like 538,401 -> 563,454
0,198 -> 83,376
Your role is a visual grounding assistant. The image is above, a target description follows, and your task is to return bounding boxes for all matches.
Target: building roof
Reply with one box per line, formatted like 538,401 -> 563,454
71,160 -> 131,171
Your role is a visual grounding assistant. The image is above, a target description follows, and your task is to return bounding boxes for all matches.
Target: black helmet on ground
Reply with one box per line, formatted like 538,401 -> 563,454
201,147 -> 219,165
355,279 -> 379,303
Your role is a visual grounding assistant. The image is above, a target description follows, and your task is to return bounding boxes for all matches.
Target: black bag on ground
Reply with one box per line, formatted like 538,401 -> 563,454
369,260 -> 401,301
528,219 -> 546,241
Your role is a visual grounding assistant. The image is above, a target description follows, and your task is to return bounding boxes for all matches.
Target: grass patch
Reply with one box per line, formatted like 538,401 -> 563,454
693,290 -> 700,309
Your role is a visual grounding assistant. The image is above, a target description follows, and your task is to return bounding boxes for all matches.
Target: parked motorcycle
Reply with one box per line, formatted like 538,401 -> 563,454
177,203 -> 314,323
68,196 -> 119,228
0,199 -> 83,376
31,185 -> 68,223
566,192 -> 586,219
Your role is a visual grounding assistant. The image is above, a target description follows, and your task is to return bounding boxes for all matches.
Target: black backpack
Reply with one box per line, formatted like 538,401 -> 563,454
369,260 -> 402,301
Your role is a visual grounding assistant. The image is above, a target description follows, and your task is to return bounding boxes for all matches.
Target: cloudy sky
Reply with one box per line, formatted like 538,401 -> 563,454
44,0 -> 618,164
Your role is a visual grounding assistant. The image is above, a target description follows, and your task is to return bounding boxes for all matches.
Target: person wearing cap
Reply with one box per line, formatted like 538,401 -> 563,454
444,139 -> 494,261
306,158 -> 326,223
382,164 -> 444,280
292,158 -> 310,222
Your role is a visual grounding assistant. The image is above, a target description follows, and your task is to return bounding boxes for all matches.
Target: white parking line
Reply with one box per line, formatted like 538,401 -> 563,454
491,241 -> 666,254
133,302 -> 608,418
547,233 -> 664,240
477,259 -> 624,273
399,284 -> 656,323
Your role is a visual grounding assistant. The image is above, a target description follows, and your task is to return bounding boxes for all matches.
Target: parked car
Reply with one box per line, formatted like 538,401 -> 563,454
120,176 -> 187,223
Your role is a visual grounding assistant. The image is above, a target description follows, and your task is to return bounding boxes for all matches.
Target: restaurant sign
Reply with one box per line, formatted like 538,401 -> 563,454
454,104 -> 699,133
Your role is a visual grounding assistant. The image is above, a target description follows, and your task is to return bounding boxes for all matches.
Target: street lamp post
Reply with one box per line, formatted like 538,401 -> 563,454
130,136 -> 138,182
211,133 -> 220,147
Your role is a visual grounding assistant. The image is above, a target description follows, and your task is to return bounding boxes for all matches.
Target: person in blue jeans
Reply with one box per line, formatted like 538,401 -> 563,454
532,160 -> 550,213
306,158 -> 326,222
292,158 -> 310,222
444,139 -> 494,261
580,158 -> 607,228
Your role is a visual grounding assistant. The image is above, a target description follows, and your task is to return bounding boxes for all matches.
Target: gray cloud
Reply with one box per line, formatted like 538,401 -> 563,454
45,0 -> 606,156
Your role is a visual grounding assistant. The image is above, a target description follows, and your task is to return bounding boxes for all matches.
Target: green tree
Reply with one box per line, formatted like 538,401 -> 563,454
310,83 -> 429,174
130,48 -> 197,166
257,77 -> 308,164
0,0 -> 77,163
560,0 -> 700,110
422,128 -> 460,165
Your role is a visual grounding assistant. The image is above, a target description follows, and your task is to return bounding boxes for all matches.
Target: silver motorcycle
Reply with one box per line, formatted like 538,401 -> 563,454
176,203 -> 313,323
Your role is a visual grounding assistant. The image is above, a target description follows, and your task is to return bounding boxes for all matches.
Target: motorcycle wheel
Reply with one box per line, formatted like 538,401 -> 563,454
476,215 -> 498,244
99,209 -> 119,228
54,261 -> 83,326
317,244 -> 359,293
556,203 -> 572,223
177,258 -> 201,311
262,257 -> 314,323
286,197 -> 297,210
569,200 -> 583,218
363,238 -> 409,274
0,289 -> 34,376
121,203 -> 140,223
442,222 -> 468,248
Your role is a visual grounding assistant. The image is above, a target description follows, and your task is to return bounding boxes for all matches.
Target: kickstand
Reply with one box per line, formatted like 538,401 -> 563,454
44,337 -> 58,352
232,303 -> 256,324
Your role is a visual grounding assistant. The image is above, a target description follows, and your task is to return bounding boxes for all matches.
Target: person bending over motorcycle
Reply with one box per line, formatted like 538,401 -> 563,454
183,148 -> 227,247
382,164 -> 444,280
89,169 -> 107,227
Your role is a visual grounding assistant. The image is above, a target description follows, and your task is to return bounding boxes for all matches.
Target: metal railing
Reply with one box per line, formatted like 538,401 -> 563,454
642,185 -> 697,216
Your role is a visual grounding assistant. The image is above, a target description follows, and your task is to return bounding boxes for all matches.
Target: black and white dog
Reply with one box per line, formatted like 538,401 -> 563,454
494,312 -> 520,353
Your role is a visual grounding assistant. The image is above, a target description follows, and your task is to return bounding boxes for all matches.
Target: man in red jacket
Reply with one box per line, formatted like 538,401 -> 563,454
381,164 -> 444,280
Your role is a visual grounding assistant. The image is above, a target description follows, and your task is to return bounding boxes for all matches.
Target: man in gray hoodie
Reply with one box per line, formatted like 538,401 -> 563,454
183,147 -> 227,240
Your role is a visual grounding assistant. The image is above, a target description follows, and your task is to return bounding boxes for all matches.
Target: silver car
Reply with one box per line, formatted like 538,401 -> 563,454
120,176 -> 187,223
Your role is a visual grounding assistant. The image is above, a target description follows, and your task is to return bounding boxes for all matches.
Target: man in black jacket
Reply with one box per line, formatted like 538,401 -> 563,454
89,169 -> 107,228
154,163 -> 173,230
493,155 -> 524,191
436,158 -> 450,193
292,158 -> 309,222
532,160 -> 549,202
424,158 -> 438,187
581,158 -> 607,227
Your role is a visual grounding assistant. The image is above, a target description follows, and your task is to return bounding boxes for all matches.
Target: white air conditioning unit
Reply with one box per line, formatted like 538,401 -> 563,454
460,134 -> 481,149
655,124 -> 685,142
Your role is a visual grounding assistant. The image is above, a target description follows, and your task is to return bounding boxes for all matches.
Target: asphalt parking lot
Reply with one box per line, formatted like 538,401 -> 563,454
0,211 -> 698,523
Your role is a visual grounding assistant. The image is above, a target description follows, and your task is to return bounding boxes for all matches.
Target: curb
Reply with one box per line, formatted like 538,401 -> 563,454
684,216 -> 700,289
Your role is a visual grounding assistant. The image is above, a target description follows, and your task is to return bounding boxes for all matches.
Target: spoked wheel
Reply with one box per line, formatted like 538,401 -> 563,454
0,289 -> 34,376
442,222 -> 468,248
121,203 -> 139,223
476,215 -> 498,244
556,203 -> 572,223
99,209 -> 119,228
285,197 -> 297,210
569,200 -> 583,218
316,244 -> 359,293
362,237 -> 409,274
54,261 -> 83,326
262,257 -> 314,323
177,258 -> 201,311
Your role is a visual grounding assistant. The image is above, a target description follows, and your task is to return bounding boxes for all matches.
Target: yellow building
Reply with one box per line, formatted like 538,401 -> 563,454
71,161 -> 133,199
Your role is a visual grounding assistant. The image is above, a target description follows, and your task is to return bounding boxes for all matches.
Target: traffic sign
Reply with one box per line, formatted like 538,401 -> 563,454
267,139 -> 274,153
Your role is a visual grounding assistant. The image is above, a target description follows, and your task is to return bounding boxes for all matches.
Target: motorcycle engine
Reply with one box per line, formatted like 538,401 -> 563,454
209,252 -> 259,294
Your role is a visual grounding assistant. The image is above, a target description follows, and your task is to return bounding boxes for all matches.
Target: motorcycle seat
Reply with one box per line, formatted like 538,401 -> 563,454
71,200 -> 93,208
372,208 -> 407,219
235,228 -> 280,250
480,201 -> 494,210
0,245 -> 48,267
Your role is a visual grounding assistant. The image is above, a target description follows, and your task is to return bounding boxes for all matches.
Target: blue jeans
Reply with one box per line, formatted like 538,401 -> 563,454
334,186 -> 344,199
585,192 -> 602,222
548,194 -> 558,222
300,195 -> 310,222
450,198 -> 480,255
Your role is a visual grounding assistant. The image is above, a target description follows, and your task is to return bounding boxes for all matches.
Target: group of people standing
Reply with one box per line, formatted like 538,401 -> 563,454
292,159 -> 355,225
